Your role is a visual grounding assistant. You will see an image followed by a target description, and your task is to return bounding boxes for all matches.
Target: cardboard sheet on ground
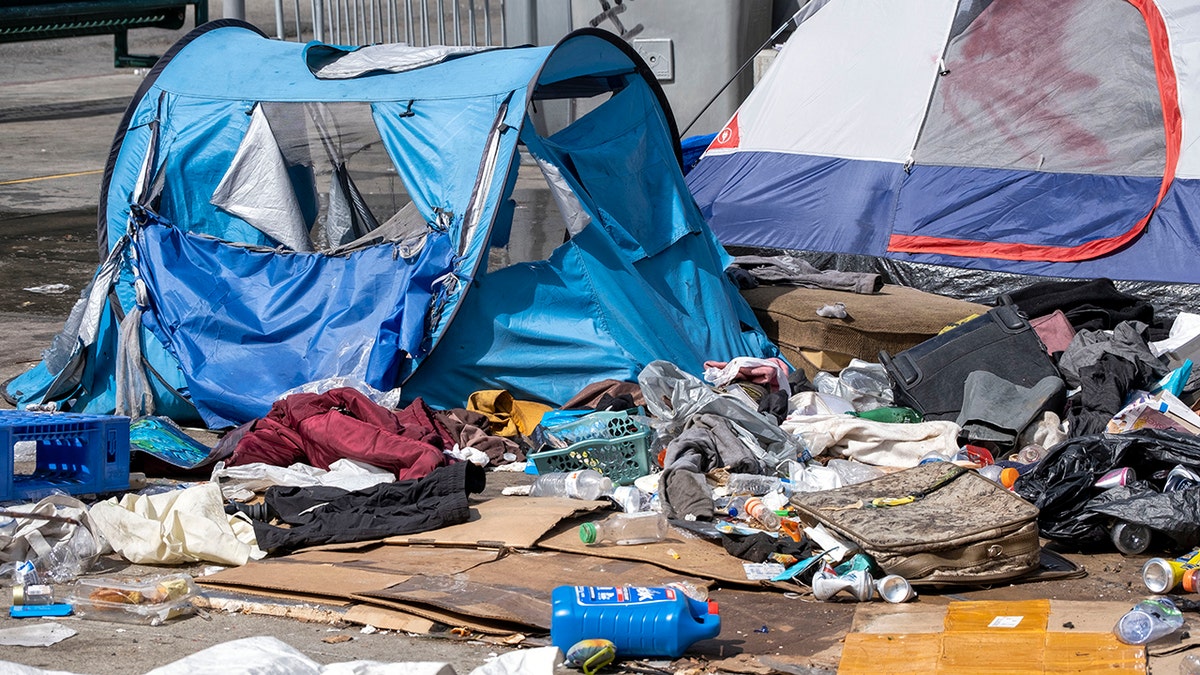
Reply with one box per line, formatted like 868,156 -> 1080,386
380,497 -> 609,549
839,599 -> 1145,674
536,517 -> 794,590
197,546 -> 499,604
358,549 -> 710,631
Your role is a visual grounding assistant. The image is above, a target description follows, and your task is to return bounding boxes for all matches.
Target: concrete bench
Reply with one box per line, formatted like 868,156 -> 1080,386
0,0 -> 208,67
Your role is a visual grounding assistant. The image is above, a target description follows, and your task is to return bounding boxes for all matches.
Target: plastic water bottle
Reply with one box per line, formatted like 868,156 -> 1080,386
1114,597 -> 1184,645
1017,444 -> 1044,464
743,497 -> 781,531
611,485 -> 654,513
1111,521 -> 1152,556
726,473 -> 787,496
551,585 -> 721,658
1181,652 -> 1200,675
530,470 -> 614,500
580,512 -> 669,545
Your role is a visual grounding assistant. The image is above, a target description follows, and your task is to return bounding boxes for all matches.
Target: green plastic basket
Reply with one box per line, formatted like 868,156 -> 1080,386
529,413 -> 653,486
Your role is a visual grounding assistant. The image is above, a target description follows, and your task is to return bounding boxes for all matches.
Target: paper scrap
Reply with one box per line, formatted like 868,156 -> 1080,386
988,616 -> 1024,629
744,562 -> 787,580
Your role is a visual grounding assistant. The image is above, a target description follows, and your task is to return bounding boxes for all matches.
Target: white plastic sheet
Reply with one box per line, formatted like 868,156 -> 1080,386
212,458 -> 395,501
0,622 -> 76,647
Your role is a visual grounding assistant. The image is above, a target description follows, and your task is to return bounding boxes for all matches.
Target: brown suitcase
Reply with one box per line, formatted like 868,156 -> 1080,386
790,462 -> 1040,585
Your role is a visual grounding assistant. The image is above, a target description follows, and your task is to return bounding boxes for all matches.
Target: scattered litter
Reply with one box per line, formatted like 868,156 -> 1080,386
501,485 -> 532,496
743,563 -> 787,581
23,284 -> 71,295
754,625 -> 769,634
360,625 -> 378,635
0,622 -> 76,647
666,548 -> 680,560
988,616 -> 1024,629
321,635 -> 353,644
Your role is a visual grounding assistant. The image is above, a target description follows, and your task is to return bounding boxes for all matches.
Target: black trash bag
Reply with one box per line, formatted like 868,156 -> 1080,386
1013,429 -> 1200,546
1089,486 -> 1200,546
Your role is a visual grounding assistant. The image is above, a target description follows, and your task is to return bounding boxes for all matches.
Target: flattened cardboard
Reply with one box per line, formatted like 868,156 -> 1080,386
1045,600 -> 1128,633
343,604 -> 436,634
850,603 -> 945,634
840,633 -> 942,674
284,545 -> 500,575
359,549 -> 710,630
198,561 -> 408,602
840,600 -> 1146,675
382,497 -> 608,548
357,596 -> 527,636
536,516 -> 791,589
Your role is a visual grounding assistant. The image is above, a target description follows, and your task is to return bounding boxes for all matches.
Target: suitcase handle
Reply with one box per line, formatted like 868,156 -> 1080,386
878,349 -> 919,387
991,295 -> 1029,334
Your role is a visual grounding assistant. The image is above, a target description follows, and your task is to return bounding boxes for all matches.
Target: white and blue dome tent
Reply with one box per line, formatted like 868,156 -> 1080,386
687,0 -> 1200,306
6,21 -> 777,428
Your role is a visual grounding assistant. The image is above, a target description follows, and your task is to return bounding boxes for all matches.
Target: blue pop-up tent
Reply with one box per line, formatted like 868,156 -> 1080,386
5,21 -> 777,428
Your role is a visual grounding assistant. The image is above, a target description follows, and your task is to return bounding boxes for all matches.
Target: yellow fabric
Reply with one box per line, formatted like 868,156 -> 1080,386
467,389 -> 552,437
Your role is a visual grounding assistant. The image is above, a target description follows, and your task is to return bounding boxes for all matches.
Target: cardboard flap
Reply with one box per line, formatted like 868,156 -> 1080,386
358,549 -> 709,631
382,497 -> 609,548
537,516 -> 795,590
197,546 -> 499,602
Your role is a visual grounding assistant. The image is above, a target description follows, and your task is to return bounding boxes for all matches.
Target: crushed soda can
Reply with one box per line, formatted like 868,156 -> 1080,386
1095,468 -> 1135,489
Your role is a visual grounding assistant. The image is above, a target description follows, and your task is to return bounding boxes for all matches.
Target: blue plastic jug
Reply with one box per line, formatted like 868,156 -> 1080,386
550,585 -> 721,658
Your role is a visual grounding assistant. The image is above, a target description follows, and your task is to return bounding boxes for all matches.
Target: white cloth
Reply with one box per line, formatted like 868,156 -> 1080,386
89,483 -> 265,566
781,414 -> 960,467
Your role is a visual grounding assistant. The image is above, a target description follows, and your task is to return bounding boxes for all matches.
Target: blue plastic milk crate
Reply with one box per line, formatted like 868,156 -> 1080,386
0,410 -> 130,501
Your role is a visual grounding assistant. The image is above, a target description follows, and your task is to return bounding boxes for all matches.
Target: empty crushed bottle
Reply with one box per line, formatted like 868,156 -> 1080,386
743,497 -> 781,531
826,459 -> 884,486
1111,521 -> 1152,556
1115,597 -> 1184,645
611,485 -> 654,513
580,512 -> 669,545
530,470 -> 614,501
1017,444 -> 1045,464
726,473 -> 788,496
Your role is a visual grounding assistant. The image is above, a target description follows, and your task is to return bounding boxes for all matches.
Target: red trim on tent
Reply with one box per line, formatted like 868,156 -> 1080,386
888,0 -> 1181,262
709,113 -> 741,151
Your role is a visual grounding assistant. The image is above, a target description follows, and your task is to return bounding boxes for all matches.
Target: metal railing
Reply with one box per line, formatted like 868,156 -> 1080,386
273,0 -> 506,46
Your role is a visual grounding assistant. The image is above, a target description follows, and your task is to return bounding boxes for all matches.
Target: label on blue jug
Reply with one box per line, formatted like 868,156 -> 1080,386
575,586 -> 676,605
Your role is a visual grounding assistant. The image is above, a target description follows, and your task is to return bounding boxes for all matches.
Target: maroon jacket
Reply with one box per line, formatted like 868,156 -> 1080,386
229,388 -> 453,481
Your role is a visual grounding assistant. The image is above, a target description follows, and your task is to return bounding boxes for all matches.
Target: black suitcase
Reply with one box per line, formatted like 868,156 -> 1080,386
878,296 -> 1059,421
